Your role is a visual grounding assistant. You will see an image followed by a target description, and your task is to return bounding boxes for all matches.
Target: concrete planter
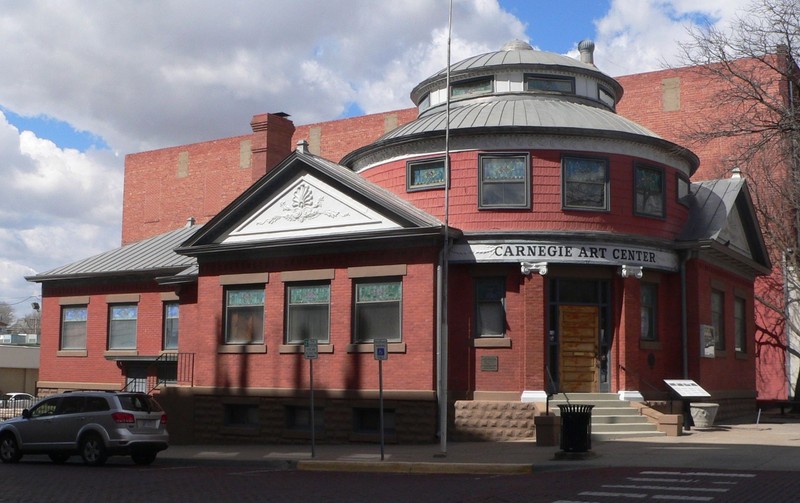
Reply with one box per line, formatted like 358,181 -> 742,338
690,403 -> 719,428
534,414 -> 561,447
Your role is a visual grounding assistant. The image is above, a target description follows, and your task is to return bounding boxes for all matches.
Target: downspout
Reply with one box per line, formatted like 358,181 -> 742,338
681,250 -> 691,378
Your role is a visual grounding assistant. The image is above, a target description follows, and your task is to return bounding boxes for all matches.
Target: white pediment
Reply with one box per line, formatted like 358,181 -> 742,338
220,173 -> 403,244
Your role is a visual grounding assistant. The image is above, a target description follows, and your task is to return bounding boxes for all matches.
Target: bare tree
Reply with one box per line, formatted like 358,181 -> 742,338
676,0 -> 800,397
0,302 -> 14,328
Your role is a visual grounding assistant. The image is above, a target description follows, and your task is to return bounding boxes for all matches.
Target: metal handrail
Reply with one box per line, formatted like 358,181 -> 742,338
618,364 -> 663,394
545,364 -> 559,414
120,352 -> 195,394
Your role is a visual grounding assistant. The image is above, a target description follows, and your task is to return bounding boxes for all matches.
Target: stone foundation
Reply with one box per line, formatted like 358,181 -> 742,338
451,400 -> 540,441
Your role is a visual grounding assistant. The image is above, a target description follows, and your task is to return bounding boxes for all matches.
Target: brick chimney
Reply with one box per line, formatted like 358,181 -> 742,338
250,112 -> 296,181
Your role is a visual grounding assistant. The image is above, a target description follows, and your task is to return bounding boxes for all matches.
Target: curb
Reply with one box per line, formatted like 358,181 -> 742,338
296,460 -> 534,475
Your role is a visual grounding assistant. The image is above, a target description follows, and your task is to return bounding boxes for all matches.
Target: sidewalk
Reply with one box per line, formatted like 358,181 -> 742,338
160,411 -> 800,474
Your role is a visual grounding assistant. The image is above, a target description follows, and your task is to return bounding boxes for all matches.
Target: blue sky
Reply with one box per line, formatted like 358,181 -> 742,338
0,0 -> 753,317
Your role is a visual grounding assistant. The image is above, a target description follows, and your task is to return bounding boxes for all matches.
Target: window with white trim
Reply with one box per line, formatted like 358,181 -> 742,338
353,279 -> 402,343
61,305 -> 88,350
108,304 -> 137,350
224,287 -> 265,344
475,277 -> 506,337
286,282 -> 330,344
163,302 -> 179,350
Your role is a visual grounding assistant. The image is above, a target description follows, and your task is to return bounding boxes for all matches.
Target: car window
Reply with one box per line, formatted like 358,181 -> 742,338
84,396 -> 111,412
30,398 -> 60,418
56,396 -> 85,415
118,395 -> 163,412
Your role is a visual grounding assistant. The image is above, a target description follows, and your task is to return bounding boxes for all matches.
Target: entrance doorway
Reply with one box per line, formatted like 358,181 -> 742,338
548,278 -> 611,393
559,305 -> 599,392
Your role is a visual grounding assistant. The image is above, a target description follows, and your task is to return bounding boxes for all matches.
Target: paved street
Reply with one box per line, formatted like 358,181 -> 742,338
2,413 -> 800,502
0,458 -> 798,502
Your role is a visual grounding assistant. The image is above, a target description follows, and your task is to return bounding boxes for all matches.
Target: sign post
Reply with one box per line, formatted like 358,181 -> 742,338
304,338 -> 319,458
374,338 -> 388,461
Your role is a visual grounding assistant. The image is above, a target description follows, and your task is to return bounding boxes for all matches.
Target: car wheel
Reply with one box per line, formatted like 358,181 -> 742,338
79,433 -> 107,466
0,434 -> 22,463
131,451 -> 157,465
48,453 -> 70,464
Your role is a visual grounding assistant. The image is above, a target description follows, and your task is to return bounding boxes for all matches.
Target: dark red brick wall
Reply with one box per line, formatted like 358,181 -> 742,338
363,149 -> 690,240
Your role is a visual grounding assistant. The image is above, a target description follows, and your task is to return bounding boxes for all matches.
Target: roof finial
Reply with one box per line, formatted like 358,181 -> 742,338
296,140 -> 309,154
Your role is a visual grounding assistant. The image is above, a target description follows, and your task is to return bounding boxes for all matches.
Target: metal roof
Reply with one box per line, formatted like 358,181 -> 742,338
679,178 -> 745,242
410,40 -> 623,104
380,95 -> 660,142
678,177 -> 771,273
27,226 -> 199,282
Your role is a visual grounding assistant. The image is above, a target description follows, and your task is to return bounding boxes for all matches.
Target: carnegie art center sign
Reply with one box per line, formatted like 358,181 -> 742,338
450,241 -> 679,271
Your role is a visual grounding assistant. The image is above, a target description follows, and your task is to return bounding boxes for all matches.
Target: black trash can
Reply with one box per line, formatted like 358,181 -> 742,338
558,404 -> 594,452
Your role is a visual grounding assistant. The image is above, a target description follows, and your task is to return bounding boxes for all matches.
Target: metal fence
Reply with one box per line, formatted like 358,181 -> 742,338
0,397 -> 38,421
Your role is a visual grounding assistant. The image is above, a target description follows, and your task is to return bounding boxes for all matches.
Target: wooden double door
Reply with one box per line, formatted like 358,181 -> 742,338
559,305 -> 600,393
549,278 -> 611,393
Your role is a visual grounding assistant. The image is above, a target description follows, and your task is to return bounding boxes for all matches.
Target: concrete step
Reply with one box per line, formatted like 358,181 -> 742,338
592,422 -> 660,433
591,414 -> 651,425
593,430 -> 667,441
547,392 -> 664,439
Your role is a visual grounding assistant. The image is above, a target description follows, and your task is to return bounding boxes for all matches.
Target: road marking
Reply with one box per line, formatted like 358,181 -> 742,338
628,477 -> 702,483
580,491 -> 647,499
604,484 -> 728,493
649,496 -> 713,501
195,451 -> 239,458
640,471 -> 756,478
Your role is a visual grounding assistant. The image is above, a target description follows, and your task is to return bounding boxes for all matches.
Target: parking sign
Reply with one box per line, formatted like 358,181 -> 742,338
374,338 -> 388,361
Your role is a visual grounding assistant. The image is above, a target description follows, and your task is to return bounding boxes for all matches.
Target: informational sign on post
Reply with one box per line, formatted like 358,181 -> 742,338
664,379 -> 710,398
374,338 -> 388,460
304,338 -> 319,458
304,338 -> 319,360
664,379 -> 710,432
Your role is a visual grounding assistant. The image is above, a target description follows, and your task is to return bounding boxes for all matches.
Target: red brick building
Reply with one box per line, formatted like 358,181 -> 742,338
29,40 -> 771,443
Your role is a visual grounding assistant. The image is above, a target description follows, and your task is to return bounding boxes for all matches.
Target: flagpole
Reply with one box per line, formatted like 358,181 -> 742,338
437,0 -> 453,456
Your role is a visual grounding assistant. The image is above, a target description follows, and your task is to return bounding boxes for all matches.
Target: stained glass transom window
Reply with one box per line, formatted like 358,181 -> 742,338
479,155 -> 529,208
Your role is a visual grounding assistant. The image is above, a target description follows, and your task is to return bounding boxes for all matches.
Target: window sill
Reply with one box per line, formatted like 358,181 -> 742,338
472,338 -> 511,348
104,350 -> 138,358
217,344 -> 267,354
57,350 -> 88,357
346,342 -> 406,354
279,344 -> 334,354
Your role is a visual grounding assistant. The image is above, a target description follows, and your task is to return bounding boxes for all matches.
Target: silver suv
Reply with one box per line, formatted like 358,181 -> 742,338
0,391 -> 169,466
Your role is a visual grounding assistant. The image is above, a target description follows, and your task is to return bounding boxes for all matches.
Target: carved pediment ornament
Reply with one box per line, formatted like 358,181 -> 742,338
266,183 -> 347,225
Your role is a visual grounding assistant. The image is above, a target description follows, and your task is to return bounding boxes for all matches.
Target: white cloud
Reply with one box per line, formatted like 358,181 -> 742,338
592,0 -> 753,75
0,112 -> 121,316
